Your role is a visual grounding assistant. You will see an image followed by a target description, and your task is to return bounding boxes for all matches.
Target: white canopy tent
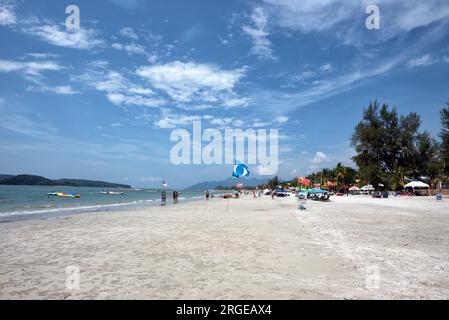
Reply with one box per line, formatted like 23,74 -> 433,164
404,181 -> 430,189
404,180 -> 430,196
348,186 -> 360,194
361,184 -> 375,191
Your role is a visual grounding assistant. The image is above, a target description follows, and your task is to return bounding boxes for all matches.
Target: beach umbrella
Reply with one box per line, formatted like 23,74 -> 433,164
232,161 -> 250,179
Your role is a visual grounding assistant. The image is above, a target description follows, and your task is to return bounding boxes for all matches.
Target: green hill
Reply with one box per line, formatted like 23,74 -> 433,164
0,174 -> 131,188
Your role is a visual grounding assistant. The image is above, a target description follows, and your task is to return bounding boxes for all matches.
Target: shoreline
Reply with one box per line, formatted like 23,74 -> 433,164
0,189 -> 210,223
1,195 -> 448,299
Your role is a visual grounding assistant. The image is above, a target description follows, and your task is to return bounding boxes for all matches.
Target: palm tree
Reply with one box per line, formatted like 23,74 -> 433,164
335,162 -> 347,187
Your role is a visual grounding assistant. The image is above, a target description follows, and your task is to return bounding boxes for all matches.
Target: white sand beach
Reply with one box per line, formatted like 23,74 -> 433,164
0,195 -> 448,300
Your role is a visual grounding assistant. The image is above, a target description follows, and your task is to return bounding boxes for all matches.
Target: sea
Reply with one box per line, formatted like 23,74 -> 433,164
0,185 -> 209,222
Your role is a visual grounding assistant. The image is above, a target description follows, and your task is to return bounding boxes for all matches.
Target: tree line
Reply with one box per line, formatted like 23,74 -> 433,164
350,100 -> 448,190
257,100 -> 449,191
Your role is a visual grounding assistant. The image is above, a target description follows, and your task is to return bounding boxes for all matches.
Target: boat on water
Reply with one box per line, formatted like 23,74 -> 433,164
48,192 -> 80,198
100,191 -> 125,195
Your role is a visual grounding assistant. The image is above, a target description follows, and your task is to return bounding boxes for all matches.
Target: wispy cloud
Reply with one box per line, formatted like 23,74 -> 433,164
27,84 -> 78,95
119,27 -> 138,40
74,66 -> 165,108
0,59 -> 63,76
0,1 -> 16,26
242,7 -> 275,60
22,24 -> 104,50
261,0 -> 449,45
112,42 -> 147,55
283,63 -> 334,87
154,110 -> 245,129
407,54 -> 435,67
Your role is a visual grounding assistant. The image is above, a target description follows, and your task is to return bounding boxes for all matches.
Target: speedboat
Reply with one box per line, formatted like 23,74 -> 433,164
48,192 -> 80,198
100,191 -> 125,195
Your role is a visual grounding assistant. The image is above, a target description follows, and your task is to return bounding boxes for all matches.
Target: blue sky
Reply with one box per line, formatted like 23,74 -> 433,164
1,0 -> 449,188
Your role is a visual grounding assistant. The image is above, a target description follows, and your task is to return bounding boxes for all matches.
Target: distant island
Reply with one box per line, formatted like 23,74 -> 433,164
0,174 -> 132,188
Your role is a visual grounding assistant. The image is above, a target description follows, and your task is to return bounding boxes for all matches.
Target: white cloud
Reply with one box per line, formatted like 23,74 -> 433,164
0,58 -> 64,76
242,7 -> 275,59
274,115 -> 288,123
155,111 -> 245,129
320,63 -> 333,72
89,71 -> 127,92
112,42 -> 146,55
155,114 -> 202,129
0,2 -> 16,25
0,58 -> 75,95
25,53 -> 59,59
136,61 -> 247,106
222,97 -> 250,108
28,85 -> 78,95
106,92 -> 164,108
311,151 -> 329,164
23,24 -> 103,50
253,120 -> 271,127
407,54 -> 435,67
119,27 -> 138,40
75,68 -> 164,108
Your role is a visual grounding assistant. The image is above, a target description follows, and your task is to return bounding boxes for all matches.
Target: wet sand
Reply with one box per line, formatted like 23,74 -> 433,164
0,194 -> 448,299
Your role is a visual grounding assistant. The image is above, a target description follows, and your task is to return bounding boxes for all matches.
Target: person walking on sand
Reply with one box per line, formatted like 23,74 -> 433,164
205,190 -> 210,200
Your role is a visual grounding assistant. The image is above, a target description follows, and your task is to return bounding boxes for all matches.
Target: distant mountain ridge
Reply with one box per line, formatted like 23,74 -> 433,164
184,176 -> 271,191
0,174 -> 131,188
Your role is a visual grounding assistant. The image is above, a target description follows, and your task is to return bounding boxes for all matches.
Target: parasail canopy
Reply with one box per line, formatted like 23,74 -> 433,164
232,161 -> 250,179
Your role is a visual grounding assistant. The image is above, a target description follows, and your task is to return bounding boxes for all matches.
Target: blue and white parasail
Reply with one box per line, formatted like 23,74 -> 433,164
232,161 -> 250,179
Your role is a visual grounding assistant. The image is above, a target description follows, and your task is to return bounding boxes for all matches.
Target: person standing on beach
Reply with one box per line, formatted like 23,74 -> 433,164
173,190 -> 179,204
161,190 -> 167,206
205,190 -> 210,200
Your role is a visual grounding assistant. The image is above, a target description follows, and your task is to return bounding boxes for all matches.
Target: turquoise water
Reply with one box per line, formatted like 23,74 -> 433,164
0,185 -> 207,222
